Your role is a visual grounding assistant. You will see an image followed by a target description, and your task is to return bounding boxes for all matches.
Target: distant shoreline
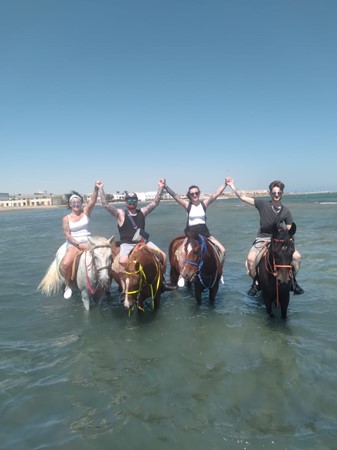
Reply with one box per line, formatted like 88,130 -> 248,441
0,191 -> 335,213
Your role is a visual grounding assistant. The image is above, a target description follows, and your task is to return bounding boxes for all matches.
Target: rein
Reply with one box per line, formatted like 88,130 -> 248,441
184,236 -> 218,289
84,243 -> 112,302
263,237 -> 293,308
124,249 -> 162,312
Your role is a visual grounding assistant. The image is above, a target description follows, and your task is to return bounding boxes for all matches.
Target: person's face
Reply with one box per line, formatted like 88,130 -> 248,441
189,189 -> 200,201
70,197 -> 82,209
270,188 -> 283,201
126,198 -> 138,209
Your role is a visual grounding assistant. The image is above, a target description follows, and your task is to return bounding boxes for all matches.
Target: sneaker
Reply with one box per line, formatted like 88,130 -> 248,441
64,286 -> 72,299
162,279 -> 178,292
177,276 -> 185,288
247,283 -> 259,297
293,282 -> 304,295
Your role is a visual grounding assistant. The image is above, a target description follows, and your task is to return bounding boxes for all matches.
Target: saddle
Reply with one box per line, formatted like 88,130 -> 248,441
254,240 -> 270,269
70,249 -> 84,281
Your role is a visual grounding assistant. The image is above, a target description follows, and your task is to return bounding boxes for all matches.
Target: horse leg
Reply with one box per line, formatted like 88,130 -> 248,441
209,282 -> 219,304
81,290 -> 90,311
194,282 -> 202,304
169,263 -> 180,285
279,283 -> 290,320
153,291 -> 161,310
262,288 -> 274,318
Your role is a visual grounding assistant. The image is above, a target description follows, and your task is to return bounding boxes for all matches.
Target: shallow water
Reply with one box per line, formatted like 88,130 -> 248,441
1,193 -> 336,449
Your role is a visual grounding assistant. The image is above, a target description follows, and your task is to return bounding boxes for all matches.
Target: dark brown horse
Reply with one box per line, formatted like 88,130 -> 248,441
257,224 -> 296,319
168,232 -> 223,304
115,243 -> 164,313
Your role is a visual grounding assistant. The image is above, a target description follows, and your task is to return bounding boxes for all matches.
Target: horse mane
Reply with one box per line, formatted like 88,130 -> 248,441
87,235 -> 113,250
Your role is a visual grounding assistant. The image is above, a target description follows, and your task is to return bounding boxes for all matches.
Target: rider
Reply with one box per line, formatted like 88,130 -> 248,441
164,179 -> 227,287
100,178 -> 174,293
61,181 -> 102,299
225,176 -> 304,296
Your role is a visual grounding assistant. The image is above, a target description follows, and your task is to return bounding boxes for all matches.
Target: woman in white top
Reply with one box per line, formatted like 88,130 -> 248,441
164,180 -> 227,286
61,181 -> 102,299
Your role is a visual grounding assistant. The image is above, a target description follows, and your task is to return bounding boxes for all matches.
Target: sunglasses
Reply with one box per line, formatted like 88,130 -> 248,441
271,191 -> 282,197
126,198 -> 138,204
190,192 -> 200,197
71,201 -> 82,206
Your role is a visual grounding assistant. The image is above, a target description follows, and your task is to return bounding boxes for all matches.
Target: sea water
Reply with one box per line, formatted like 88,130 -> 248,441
0,193 -> 336,450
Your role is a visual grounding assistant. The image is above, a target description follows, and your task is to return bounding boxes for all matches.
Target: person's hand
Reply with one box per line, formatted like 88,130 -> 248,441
158,178 -> 166,188
96,180 -> 103,190
225,176 -> 234,187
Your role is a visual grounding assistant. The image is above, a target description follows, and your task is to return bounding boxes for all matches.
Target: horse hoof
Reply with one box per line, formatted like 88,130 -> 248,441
82,300 -> 90,311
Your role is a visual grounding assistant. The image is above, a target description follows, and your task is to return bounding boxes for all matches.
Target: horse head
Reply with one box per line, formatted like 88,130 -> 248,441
124,243 -> 163,312
181,232 -> 208,284
270,224 -> 295,285
86,235 -> 114,290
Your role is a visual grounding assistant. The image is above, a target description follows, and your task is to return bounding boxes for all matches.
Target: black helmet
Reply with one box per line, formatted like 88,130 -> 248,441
125,192 -> 138,200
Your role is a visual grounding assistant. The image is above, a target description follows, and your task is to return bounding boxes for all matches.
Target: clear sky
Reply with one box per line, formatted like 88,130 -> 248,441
1,0 -> 336,195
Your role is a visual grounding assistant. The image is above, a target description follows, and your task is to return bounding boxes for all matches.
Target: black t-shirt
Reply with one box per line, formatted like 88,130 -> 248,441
254,198 -> 293,237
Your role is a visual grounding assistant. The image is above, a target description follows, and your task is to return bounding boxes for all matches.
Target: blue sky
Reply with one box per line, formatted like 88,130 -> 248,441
1,0 -> 336,195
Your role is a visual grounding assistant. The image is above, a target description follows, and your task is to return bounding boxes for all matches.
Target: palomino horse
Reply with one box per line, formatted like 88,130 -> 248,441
38,236 -> 114,310
257,224 -> 296,319
115,242 -> 164,313
168,232 -> 223,304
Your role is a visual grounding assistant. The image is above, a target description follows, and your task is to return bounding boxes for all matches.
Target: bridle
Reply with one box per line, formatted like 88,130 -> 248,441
124,248 -> 162,313
263,236 -> 294,307
85,243 -> 112,299
183,235 -> 218,289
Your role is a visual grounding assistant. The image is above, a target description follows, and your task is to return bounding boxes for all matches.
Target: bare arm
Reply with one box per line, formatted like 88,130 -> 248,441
203,179 -> 227,208
100,185 -> 124,223
84,180 -> 101,216
164,183 -> 189,209
141,178 -> 166,217
225,177 -> 255,206
62,216 -> 81,248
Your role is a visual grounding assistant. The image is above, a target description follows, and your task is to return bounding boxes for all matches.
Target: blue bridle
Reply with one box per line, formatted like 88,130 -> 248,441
184,235 -> 218,289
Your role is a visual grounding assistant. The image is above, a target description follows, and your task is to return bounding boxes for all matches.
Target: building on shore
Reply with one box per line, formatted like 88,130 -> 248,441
0,188 -> 270,210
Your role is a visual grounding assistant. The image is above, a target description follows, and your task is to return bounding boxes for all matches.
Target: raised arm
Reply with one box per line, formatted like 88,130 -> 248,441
99,184 -> 124,222
203,179 -> 227,208
164,182 -> 189,209
141,178 -> 166,216
225,177 -> 255,206
84,180 -> 101,216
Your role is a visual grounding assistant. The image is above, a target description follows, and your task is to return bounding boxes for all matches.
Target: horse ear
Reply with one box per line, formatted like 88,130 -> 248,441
289,222 -> 296,236
108,235 -> 115,244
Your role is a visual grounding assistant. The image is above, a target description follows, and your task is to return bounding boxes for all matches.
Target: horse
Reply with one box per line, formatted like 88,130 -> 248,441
38,236 -> 114,310
257,224 -> 296,319
116,242 -> 164,313
168,232 -> 223,304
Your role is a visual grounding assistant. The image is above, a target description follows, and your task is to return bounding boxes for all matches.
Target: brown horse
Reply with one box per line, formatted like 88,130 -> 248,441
111,242 -> 164,313
257,224 -> 296,319
168,232 -> 223,304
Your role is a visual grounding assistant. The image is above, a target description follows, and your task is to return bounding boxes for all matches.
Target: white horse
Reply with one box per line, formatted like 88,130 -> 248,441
38,236 -> 114,310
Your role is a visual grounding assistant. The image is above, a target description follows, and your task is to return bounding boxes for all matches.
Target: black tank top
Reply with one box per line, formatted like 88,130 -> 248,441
118,209 -> 146,244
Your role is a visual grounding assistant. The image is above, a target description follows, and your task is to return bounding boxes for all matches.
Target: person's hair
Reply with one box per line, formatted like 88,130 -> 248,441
187,185 -> 200,200
65,190 -> 83,209
269,180 -> 285,192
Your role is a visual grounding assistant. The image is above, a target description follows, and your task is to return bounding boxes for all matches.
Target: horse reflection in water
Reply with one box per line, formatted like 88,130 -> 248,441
169,232 -> 223,304
111,242 -> 164,313
38,236 -> 114,310
257,224 -> 296,319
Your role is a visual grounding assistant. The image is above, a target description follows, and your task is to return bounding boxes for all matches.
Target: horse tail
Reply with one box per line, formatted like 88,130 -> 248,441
37,258 -> 63,296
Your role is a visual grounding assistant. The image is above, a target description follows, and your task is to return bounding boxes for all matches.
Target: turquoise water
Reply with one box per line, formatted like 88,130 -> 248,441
1,193 -> 336,449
